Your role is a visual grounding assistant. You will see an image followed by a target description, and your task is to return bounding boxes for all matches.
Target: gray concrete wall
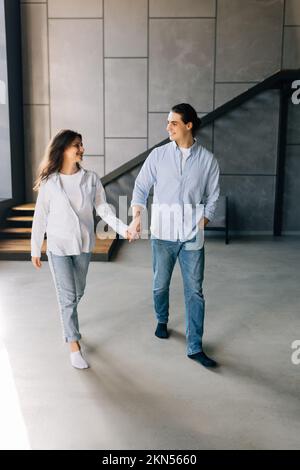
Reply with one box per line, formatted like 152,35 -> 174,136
20,0 -> 298,232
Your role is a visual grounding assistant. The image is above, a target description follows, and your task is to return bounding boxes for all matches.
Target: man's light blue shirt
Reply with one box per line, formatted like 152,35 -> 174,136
131,139 -> 220,242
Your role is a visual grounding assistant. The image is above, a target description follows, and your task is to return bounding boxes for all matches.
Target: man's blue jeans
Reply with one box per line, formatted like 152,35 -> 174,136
151,237 -> 205,356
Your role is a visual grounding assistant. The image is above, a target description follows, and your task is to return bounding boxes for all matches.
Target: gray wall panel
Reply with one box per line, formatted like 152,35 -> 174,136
105,139 -> 147,174
220,175 -> 275,231
282,145 -> 300,231
82,156 -> 104,177
214,91 -> 280,175
287,101 -> 300,144
148,113 -> 169,148
285,0 -> 300,25
21,4 -> 49,104
215,83 -> 254,108
104,0 -> 147,57
48,0 -> 103,18
216,0 -> 284,82
149,19 -> 214,112
197,122 -> 214,153
23,105 -> 50,202
49,19 -> 103,155
105,59 -> 147,137
283,26 -> 300,68
149,0 -> 216,17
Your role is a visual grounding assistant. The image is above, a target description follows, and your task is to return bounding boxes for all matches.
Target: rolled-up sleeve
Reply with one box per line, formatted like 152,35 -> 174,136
131,148 -> 158,209
203,156 -> 220,222
94,177 -> 128,238
31,182 -> 49,257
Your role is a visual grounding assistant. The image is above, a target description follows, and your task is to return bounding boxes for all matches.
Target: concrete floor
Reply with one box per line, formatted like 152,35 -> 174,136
0,236 -> 300,450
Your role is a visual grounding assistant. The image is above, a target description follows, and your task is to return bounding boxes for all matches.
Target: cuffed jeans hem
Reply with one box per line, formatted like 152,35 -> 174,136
155,312 -> 169,324
65,334 -> 81,343
156,319 -> 168,324
187,347 -> 203,356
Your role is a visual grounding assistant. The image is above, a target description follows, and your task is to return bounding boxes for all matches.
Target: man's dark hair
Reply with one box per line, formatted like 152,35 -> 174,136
171,103 -> 202,136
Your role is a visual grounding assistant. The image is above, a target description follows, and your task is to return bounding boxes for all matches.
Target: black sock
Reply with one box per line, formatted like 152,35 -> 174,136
155,322 -> 169,339
188,351 -> 217,368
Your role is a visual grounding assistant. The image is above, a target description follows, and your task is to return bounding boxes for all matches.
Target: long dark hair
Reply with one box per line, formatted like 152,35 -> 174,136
33,129 -> 82,191
171,103 -> 202,136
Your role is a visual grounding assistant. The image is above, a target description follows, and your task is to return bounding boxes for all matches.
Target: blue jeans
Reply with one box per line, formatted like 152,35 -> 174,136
47,251 -> 91,343
151,237 -> 205,356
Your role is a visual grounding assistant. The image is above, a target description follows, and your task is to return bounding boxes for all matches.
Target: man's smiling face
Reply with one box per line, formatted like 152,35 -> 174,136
166,111 -> 193,143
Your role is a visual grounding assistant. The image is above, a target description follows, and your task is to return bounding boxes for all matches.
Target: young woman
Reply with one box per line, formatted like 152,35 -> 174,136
31,129 -> 136,369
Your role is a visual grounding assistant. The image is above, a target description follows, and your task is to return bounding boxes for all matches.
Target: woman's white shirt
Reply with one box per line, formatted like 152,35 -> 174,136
59,169 -> 90,253
31,168 -> 128,257
59,170 -> 83,212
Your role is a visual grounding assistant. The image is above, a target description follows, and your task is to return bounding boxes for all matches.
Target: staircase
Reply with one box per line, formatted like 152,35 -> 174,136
1,203 -> 34,238
0,203 -> 118,261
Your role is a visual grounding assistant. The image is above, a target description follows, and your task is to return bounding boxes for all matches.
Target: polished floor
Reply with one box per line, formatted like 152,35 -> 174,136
0,236 -> 300,450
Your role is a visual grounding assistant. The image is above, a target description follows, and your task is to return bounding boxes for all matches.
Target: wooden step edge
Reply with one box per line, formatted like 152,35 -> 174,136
6,216 -> 34,222
12,203 -> 36,211
0,227 -> 32,233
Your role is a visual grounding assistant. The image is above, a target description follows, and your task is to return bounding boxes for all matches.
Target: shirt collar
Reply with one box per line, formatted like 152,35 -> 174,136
172,138 -> 198,154
52,167 -> 86,184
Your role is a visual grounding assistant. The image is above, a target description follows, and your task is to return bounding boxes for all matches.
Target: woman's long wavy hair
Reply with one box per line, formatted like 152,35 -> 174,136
33,129 -> 82,191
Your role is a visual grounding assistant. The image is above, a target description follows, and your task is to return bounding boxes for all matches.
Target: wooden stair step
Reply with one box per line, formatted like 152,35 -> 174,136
0,227 -> 32,233
12,203 -> 36,211
0,238 -> 114,253
0,239 -> 45,252
6,216 -> 34,222
0,237 -> 118,261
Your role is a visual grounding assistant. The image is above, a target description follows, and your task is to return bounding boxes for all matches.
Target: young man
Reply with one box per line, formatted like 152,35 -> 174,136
130,103 -> 220,368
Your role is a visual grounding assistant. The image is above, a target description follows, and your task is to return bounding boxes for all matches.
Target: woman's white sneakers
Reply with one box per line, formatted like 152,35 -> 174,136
70,350 -> 89,369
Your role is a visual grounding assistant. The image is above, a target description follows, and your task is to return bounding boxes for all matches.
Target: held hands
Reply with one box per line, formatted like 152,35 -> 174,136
126,215 -> 141,243
126,229 -> 139,242
198,217 -> 210,230
32,256 -> 42,269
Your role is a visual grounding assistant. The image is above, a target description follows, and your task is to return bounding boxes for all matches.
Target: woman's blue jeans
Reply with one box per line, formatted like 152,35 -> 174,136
151,237 -> 205,356
47,251 -> 91,343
